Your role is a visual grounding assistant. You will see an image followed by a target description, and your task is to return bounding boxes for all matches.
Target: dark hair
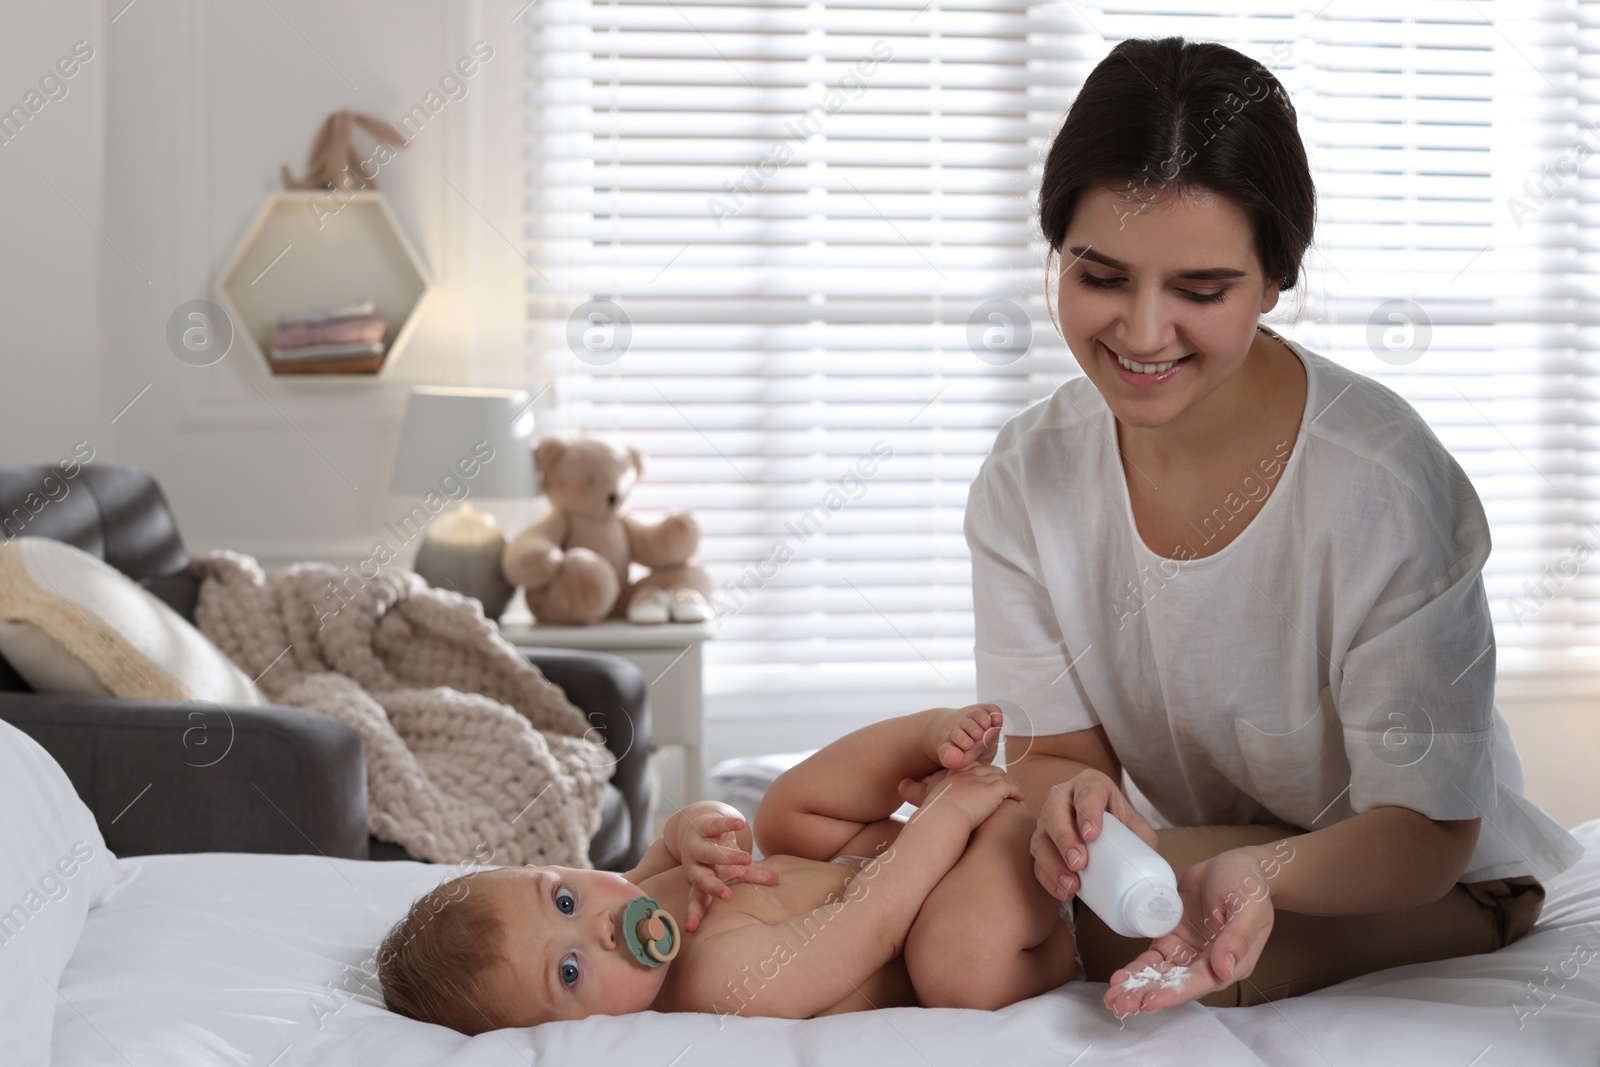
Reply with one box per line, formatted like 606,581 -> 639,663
1039,36 -> 1316,293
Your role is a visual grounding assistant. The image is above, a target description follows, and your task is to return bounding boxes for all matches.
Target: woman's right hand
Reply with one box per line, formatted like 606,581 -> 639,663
1031,768 -> 1159,903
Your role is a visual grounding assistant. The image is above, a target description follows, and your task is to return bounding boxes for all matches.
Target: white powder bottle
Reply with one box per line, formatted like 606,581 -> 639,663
1074,812 -> 1183,938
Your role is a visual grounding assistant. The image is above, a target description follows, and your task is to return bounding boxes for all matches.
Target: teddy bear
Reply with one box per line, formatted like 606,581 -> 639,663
501,435 -> 714,625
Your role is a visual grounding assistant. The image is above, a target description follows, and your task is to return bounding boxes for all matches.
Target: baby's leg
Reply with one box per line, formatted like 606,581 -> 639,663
754,704 -> 1004,861
903,799 -> 1077,1009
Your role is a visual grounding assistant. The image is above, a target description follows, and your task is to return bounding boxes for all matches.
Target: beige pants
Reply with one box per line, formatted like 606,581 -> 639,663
1073,823 -> 1546,1008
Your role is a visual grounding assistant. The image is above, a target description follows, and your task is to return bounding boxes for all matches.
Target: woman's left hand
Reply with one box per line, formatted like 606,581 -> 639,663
1103,847 -> 1275,1016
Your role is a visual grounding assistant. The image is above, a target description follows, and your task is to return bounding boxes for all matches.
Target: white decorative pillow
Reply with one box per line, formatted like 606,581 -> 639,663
0,716 -> 119,1066
0,618 -> 112,696
0,538 -> 263,706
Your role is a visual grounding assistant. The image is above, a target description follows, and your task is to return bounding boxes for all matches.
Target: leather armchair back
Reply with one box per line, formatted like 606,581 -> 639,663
0,463 -> 201,691
1,463 -> 194,586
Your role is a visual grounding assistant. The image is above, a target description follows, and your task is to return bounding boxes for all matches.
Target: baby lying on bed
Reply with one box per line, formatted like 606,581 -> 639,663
376,704 -> 1077,1032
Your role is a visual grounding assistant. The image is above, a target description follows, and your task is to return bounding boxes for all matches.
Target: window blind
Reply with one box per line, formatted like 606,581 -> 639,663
518,0 -> 1081,687
520,0 -> 1600,692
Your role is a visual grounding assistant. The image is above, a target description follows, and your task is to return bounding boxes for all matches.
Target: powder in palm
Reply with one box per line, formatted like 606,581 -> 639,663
1119,964 -> 1192,991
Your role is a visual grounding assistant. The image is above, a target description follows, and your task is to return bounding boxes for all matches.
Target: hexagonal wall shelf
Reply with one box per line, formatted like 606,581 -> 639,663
216,191 -> 432,377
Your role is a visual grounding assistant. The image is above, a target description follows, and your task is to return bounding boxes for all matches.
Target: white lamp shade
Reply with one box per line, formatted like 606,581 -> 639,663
390,387 -> 537,499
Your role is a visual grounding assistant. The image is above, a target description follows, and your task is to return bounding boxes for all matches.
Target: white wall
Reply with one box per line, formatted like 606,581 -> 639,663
0,2 -> 104,465
95,0 -> 546,571
1495,692 -> 1600,831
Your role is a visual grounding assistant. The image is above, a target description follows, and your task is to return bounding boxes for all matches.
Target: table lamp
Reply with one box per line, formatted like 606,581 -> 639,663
389,386 -> 538,620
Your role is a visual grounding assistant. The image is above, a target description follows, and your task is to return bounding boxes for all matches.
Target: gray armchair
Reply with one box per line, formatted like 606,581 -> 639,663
0,464 -> 651,871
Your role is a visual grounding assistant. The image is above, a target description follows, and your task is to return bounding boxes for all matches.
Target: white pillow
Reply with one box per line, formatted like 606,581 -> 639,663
0,538 -> 262,706
0,618 -> 113,696
0,716 -> 119,1067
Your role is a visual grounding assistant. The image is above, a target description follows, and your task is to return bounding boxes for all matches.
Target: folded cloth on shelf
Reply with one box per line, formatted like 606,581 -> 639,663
272,314 -> 387,351
269,340 -> 386,363
269,353 -> 385,375
190,550 -> 613,868
278,299 -> 375,329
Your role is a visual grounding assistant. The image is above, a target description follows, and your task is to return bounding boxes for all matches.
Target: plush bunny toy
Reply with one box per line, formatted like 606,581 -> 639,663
501,436 -> 713,625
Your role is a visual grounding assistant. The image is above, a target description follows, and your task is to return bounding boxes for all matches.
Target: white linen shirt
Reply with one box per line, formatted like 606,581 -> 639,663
967,328 -> 1582,884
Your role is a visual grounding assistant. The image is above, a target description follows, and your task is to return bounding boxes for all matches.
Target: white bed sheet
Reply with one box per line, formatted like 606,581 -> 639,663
53,821 -> 1600,1067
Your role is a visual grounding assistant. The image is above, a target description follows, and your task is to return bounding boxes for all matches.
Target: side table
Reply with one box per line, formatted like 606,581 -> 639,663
497,616 -> 713,831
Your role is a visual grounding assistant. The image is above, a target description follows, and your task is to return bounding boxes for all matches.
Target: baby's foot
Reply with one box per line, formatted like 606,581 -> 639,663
926,704 -> 1005,771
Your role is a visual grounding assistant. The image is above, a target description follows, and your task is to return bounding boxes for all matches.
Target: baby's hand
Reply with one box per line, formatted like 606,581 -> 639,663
675,813 -> 780,932
899,763 -> 1023,831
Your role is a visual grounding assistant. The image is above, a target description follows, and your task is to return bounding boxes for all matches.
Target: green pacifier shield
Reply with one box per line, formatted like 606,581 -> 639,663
623,895 -> 680,967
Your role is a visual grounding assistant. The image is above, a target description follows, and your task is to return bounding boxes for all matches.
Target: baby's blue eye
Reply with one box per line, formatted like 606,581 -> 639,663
555,886 -> 576,915
560,952 -> 580,988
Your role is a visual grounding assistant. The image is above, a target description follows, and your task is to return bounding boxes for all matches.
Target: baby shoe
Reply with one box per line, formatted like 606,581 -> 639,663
627,587 -> 672,625
668,587 -> 713,623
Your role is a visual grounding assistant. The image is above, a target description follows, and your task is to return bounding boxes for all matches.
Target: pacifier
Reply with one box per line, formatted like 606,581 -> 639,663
622,895 -> 681,967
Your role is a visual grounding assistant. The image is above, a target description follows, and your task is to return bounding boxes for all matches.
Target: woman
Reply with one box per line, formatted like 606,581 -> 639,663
967,36 -> 1584,1015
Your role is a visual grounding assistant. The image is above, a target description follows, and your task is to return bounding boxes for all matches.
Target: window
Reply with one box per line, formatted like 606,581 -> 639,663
520,0 -> 1600,700
520,0 -> 1079,697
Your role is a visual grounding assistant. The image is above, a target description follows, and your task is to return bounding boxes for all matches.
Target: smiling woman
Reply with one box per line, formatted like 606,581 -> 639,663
967,35 -> 1582,1016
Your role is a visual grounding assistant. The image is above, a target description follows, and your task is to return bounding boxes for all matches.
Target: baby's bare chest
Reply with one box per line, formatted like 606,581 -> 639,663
639,857 -> 857,952
648,857 -> 877,1015
720,856 -> 859,927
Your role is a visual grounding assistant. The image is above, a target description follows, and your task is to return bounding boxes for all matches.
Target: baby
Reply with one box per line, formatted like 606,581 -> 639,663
376,704 -> 1077,1031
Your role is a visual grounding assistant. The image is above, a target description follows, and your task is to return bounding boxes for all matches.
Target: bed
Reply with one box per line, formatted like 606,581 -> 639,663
45,819 -> 1600,1066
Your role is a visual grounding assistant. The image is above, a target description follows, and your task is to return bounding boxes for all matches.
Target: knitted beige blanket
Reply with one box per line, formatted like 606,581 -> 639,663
191,550 -> 613,869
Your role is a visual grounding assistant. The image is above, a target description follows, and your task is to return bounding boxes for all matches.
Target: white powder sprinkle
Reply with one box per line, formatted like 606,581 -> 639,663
1144,896 -> 1178,923
1118,964 -> 1192,992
